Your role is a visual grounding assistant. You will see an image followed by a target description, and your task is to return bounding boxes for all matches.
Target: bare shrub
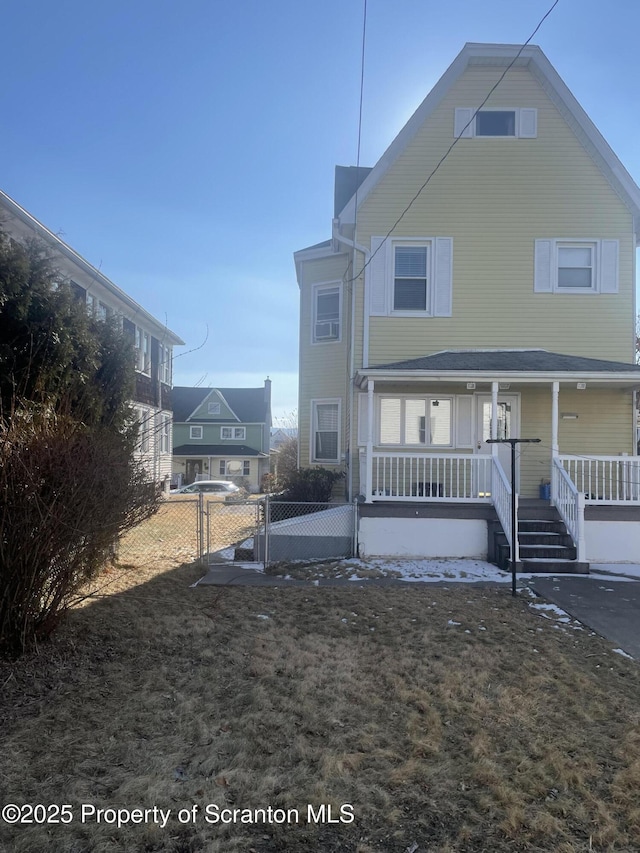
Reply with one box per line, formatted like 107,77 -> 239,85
0,413 -> 159,659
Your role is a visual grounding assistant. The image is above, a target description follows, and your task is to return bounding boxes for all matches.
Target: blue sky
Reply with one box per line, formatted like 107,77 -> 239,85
2,0 -> 639,420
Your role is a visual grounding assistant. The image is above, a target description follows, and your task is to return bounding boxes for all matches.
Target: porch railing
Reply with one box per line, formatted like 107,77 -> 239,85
369,452 -> 492,502
558,455 -> 640,504
491,456 -> 517,563
552,457 -> 586,562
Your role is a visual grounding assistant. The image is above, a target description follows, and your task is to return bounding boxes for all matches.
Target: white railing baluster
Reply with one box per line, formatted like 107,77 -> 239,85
556,455 -> 640,505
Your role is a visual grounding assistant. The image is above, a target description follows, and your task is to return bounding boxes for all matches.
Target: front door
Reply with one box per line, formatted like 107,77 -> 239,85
475,395 -> 520,489
185,459 -> 203,485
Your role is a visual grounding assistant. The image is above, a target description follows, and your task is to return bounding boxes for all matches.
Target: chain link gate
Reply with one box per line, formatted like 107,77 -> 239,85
205,496 -> 357,570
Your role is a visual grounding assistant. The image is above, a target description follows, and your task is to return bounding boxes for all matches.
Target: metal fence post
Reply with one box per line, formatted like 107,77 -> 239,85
353,498 -> 359,559
198,492 -> 205,564
263,492 -> 270,571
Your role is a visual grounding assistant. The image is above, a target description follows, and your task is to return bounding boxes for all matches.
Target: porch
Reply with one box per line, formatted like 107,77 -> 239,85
354,350 -> 640,564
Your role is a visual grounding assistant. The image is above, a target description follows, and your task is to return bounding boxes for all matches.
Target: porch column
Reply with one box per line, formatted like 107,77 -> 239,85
551,382 -> 559,457
365,379 -> 374,502
491,381 -> 499,458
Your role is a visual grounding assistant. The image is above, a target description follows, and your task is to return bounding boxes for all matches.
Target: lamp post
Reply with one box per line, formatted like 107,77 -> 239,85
486,438 -> 541,596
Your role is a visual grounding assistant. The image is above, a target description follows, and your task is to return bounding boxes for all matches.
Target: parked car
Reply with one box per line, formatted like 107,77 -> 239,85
172,480 -> 241,498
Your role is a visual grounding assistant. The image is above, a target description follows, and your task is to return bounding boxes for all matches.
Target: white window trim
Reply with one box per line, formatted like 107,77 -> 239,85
389,239 -> 433,317
190,425 -> 203,440
310,398 -> 341,464
221,426 -> 246,440
377,395 -> 454,448
220,459 -> 251,476
368,236 -> 452,318
455,107 -> 537,139
158,343 -> 172,384
311,281 -> 342,344
134,326 -> 151,375
535,238 -> 618,295
208,402 -> 221,415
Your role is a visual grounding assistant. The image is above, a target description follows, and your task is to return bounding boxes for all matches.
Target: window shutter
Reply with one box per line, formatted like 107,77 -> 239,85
534,240 -> 554,292
357,393 -> 369,445
455,396 -> 473,448
599,239 -> 619,293
518,108 -> 537,138
368,236 -> 388,315
433,237 -> 453,316
454,108 -> 474,138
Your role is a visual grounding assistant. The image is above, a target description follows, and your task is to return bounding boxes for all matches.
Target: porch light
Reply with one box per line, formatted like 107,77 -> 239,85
499,383 -> 510,390
466,382 -> 476,389
577,382 -> 586,390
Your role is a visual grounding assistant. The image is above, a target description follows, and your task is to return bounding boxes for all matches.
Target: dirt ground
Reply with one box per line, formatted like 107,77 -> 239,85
1,556 -> 639,853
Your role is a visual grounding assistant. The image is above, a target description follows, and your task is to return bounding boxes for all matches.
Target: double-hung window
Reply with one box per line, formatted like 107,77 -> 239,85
393,245 -> 428,311
379,397 -> 453,447
368,236 -> 452,317
159,415 -> 171,453
137,408 -> 151,453
313,283 -> 341,342
134,327 -> 151,374
221,426 -> 246,440
534,239 -> 618,294
190,425 -> 203,440
158,343 -> 172,384
557,244 -> 595,290
311,400 -> 340,463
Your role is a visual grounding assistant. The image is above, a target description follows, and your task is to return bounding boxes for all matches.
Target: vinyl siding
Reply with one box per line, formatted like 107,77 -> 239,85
298,253 -> 350,467
191,391 -> 237,421
172,422 -> 264,451
354,66 -> 635,368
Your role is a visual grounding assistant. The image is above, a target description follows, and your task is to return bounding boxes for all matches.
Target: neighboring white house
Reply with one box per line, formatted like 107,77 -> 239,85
0,188 -> 184,486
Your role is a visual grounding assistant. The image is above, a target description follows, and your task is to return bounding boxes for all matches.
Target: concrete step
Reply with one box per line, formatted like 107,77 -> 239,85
518,519 -> 566,534
518,544 -> 577,560
519,558 -> 590,574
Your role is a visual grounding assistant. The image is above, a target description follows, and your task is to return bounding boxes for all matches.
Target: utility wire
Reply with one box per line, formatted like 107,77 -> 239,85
347,0 -> 560,284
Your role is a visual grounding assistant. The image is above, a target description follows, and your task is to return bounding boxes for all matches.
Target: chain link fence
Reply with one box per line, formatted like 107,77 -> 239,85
207,498 -> 356,567
117,495 -> 357,570
116,496 -> 202,566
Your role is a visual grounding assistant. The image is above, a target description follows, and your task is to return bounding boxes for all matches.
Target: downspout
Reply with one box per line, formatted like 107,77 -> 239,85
332,220 -> 370,501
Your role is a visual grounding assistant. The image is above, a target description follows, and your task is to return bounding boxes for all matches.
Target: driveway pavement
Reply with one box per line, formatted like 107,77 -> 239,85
528,575 -> 640,659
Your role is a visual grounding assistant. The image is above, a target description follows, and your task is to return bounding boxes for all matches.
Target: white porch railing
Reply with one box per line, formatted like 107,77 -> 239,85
369,452 -> 492,502
558,455 -> 640,504
552,457 -> 586,562
491,456 -> 517,563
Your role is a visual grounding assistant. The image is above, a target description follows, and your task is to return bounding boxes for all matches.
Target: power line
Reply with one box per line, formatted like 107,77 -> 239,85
347,0 -> 561,284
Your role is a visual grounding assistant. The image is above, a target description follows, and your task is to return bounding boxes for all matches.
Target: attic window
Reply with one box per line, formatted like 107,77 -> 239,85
208,402 -> 221,414
475,110 -> 515,137
454,108 -> 537,139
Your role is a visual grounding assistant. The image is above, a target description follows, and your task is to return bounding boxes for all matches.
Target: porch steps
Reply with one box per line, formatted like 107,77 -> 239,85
494,507 -> 589,573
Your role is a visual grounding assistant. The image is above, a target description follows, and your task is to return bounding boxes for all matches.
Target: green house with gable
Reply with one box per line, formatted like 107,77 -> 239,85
172,380 -> 271,492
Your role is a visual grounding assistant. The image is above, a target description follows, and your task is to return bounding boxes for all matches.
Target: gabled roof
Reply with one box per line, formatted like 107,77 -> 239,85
172,386 -> 270,424
338,43 -> 640,236
358,349 -> 640,382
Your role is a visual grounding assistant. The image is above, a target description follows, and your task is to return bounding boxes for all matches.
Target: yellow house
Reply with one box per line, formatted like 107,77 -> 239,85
294,43 -> 640,569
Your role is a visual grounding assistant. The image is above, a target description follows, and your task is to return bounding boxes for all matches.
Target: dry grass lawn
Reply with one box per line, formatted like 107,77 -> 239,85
1,556 -> 639,853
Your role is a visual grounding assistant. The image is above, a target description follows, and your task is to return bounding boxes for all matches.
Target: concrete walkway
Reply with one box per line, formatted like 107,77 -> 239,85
528,575 -> 640,659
